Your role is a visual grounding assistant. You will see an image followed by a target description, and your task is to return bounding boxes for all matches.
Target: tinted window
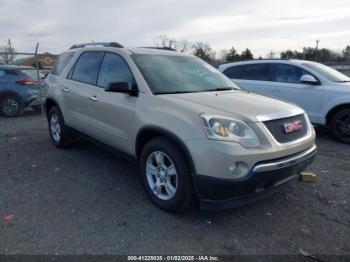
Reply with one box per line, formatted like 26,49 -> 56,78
71,52 -> 104,85
223,65 -> 244,79
97,53 -> 134,88
0,70 -> 5,78
275,64 -> 309,84
241,64 -> 271,81
51,52 -> 74,75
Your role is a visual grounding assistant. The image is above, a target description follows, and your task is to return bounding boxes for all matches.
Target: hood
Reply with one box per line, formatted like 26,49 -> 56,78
163,90 -> 302,122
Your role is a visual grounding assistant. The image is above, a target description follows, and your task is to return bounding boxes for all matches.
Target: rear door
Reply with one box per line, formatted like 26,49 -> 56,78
229,63 -> 275,97
63,51 -> 105,135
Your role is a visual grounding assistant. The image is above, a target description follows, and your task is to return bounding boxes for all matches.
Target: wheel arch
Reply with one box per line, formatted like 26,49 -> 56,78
135,126 -> 197,175
326,103 -> 350,126
45,98 -> 60,118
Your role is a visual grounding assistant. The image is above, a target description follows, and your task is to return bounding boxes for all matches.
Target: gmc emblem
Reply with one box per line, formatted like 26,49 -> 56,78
283,120 -> 303,134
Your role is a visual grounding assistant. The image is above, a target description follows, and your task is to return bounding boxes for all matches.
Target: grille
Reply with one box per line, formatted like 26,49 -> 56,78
263,114 -> 308,143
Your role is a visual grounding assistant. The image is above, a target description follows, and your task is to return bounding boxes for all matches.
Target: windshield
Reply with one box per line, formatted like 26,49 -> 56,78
132,54 -> 239,94
303,62 -> 350,83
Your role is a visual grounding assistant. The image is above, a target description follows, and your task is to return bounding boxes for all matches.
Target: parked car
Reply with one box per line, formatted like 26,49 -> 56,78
0,65 -> 42,116
219,60 -> 350,144
45,42 -> 316,212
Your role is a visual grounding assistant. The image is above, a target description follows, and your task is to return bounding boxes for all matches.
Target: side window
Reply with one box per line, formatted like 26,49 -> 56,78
71,52 -> 104,85
97,53 -> 134,88
223,65 -> 244,79
0,70 -> 6,79
241,64 -> 271,81
275,64 -> 309,84
51,52 -> 74,76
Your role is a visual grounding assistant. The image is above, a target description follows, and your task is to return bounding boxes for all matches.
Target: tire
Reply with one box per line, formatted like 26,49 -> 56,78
0,94 -> 24,117
139,137 -> 196,212
48,106 -> 74,148
330,109 -> 350,144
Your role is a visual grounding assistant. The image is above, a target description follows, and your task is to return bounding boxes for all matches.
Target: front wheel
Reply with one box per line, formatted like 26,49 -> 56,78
139,137 -> 196,212
330,109 -> 350,144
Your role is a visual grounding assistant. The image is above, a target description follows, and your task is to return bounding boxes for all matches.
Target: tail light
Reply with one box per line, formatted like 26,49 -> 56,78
16,77 -> 38,85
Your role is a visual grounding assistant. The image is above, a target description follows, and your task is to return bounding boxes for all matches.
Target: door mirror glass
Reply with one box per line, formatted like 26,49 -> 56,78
300,74 -> 318,85
105,81 -> 138,95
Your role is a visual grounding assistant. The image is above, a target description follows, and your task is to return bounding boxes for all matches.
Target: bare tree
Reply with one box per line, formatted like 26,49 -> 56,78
0,38 -> 17,64
192,42 -> 216,62
152,34 -> 190,52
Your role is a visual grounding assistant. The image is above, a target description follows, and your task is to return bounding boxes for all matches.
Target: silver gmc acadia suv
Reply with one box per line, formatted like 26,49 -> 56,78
45,42 -> 316,212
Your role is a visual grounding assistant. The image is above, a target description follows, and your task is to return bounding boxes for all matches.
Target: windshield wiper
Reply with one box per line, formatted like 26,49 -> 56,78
335,80 -> 350,83
205,87 -> 235,92
153,90 -> 198,95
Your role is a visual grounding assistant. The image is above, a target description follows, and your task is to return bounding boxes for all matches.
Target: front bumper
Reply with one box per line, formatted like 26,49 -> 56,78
193,144 -> 317,211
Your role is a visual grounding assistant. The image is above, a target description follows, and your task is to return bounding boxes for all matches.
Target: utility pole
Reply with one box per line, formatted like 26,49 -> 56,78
8,38 -> 13,63
315,39 -> 320,61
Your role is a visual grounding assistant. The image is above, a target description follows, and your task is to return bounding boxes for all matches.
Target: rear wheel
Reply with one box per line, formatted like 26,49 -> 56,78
330,109 -> 350,144
48,106 -> 73,148
139,137 -> 196,212
0,94 -> 24,117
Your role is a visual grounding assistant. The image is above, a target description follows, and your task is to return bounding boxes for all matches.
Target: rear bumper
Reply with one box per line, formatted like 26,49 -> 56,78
193,144 -> 317,211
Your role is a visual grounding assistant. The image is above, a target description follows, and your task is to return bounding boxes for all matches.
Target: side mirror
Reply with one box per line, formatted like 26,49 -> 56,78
300,75 -> 318,85
105,81 -> 138,95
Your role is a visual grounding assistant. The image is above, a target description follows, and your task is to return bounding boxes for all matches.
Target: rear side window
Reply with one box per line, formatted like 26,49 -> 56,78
51,52 -> 74,76
223,65 -> 244,79
241,64 -> 271,81
71,52 -> 104,85
275,64 -> 310,84
97,53 -> 134,88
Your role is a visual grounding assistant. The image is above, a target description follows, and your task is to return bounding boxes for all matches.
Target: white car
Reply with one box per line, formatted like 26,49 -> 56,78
219,60 -> 350,144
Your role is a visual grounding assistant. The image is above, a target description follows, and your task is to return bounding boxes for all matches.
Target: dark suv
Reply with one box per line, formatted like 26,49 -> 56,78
0,65 -> 42,117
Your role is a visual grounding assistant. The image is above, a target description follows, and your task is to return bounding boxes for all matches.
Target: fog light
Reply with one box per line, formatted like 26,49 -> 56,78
229,162 -> 248,179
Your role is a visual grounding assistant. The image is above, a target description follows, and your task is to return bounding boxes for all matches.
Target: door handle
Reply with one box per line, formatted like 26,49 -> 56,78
63,87 -> 70,92
89,95 -> 99,102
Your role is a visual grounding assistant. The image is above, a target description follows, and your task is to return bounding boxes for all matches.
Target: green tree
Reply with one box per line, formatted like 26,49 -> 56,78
280,50 -> 295,59
342,45 -> 350,62
225,46 -> 241,62
240,48 -> 253,59
192,42 -> 216,62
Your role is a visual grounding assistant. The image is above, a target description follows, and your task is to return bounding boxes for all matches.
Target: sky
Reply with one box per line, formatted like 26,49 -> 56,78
0,0 -> 350,58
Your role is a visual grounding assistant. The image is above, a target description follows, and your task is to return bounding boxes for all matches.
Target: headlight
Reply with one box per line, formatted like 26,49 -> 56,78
200,113 -> 260,148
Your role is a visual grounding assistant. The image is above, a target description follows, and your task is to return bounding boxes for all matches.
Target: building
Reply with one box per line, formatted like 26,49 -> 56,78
12,52 -> 58,69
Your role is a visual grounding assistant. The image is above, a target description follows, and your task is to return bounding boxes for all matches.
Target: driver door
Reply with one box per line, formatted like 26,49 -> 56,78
268,63 -> 323,123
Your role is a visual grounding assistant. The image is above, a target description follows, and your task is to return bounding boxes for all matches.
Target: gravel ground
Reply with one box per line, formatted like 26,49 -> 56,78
0,111 -> 349,256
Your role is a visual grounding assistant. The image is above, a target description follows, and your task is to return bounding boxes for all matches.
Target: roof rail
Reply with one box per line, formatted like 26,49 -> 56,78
69,42 -> 124,49
140,47 -> 177,52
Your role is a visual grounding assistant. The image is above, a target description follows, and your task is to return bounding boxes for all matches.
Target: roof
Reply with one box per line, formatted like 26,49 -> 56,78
0,65 -> 21,70
65,45 -> 189,57
219,59 -> 314,70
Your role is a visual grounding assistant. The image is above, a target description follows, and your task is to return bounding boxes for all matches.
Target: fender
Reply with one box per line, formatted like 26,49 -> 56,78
135,126 -> 197,175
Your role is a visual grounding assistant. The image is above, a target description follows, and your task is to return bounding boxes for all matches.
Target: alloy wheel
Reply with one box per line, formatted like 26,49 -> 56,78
50,113 -> 61,142
146,151 -> 178,200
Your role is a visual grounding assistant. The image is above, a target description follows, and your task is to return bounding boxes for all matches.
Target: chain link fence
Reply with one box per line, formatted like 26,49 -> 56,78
0,44 -> 46,118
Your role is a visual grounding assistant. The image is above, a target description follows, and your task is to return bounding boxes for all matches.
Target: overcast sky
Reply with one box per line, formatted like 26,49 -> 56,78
0,0 -> 349,57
